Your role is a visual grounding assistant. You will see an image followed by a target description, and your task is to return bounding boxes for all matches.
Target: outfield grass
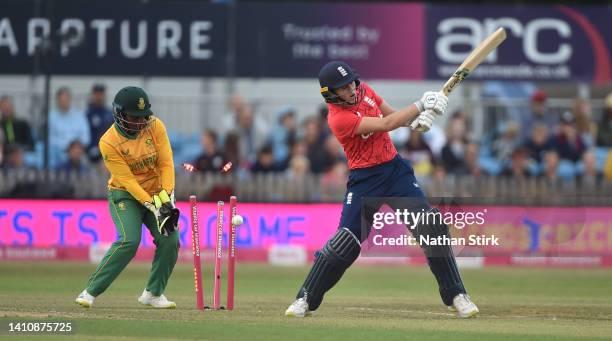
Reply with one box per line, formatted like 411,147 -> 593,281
0,262 -> 611,340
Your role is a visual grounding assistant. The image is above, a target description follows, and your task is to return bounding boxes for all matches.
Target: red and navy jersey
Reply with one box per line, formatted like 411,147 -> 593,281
327,82 -> 397,169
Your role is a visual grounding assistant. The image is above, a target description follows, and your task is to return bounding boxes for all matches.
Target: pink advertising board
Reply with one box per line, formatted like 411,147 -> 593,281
0,200 -> 339,250
1,200 -> 611,256
363,205 -> 612,257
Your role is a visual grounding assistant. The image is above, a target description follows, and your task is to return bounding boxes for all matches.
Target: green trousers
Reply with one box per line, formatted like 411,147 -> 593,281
86,189 -> 179,297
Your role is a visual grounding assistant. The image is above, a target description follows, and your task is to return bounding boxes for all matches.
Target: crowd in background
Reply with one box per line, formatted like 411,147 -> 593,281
393,90 -> 612,187
2,84 -> 612,194
0,84 -> 112,174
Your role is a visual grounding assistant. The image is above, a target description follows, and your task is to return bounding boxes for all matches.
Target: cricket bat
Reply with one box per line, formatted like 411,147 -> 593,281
411,27 -> 507,130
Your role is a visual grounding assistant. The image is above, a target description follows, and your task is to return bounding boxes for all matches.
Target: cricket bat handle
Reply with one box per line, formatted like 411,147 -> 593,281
410,28 -> 507,131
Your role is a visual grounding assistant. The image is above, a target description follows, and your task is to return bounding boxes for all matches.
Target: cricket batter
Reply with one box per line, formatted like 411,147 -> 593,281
285,61 -> 479,318
76,86 -> 180,309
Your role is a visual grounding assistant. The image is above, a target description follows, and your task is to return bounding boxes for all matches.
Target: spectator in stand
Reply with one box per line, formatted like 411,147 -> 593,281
571,97 -> 595,147
596,93 -> 612,147
251,144 -> 281,173
318,104 -> 332,139
523,123 -> 553,164
542,150 -> 560,182
578,150 -> 602,186
286,155 -> 310,181
85,84 -> 114,163
58,140 -> 90,173
221,93 -> 246,136
464,142 -> 482,177
279,138 -> 307,171
432,162 -> 447,183
323,135 -> 345,163
2,144 -> 28,171
401,130 -> 434,177
500,147 -> 530,178
390,121 -> 446,158
49,87 -> 90,169
521,89 -> 557,140
303,116 -> 333,173
206,129 -> 241,200
222,131 -> 241,171
234,104 -> 268,164
194,129 -> 223,173
270,107 -> 297,166
283,154 -> 313,201
491,121 -> 521,163
428,160 -> 455,197
0,129 -> 4,167
441,114 -> 469,174
604,150 -> 612,182
0,95 -> 34,150
553,111 -> 586,162
321,160 -> 348,201
1,143 -> 42,198
292,139 -> 307,158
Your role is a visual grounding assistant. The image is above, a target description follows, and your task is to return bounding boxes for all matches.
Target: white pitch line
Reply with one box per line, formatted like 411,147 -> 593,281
347,306 -> 455,317
346,307 -> 556,320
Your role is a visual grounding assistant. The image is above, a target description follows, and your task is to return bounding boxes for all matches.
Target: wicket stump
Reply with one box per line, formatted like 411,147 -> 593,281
190,195 -> 238,311
189,195 -> 204,310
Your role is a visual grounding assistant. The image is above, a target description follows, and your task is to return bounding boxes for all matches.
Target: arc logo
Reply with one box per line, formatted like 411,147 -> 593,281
337,66 -> 348,77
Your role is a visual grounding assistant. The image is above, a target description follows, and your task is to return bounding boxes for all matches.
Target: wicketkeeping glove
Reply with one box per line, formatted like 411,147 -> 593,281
144,189 -> 179,236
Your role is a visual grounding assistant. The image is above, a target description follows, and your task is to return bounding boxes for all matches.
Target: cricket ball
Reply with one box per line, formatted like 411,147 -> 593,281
232,215 -> 244,226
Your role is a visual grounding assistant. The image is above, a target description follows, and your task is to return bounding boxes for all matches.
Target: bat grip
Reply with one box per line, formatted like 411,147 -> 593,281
409,119 -> 425,132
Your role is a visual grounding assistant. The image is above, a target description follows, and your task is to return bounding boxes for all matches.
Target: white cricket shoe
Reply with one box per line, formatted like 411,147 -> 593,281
451,293 -> 479,318
285,297 -> 311,317
75,289 -> 95,308
138,289 -> 177,309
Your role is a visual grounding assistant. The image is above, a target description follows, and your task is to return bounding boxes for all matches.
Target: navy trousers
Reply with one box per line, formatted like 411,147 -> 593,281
337,154 -> 466,305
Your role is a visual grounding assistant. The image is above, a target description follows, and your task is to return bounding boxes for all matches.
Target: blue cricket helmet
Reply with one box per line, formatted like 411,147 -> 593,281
318,61 -> 361,104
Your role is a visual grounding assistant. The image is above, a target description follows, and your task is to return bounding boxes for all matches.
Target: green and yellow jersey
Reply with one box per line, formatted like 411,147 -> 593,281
99,117 -> 174,204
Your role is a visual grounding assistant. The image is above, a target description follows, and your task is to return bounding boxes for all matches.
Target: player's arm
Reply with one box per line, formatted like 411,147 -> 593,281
99,140 -> 151,204
356,92 -> 448,135
379,100 -> 395,117
151,118 -> 179,236
355,103 -> 420,135
153,119 -> 175,194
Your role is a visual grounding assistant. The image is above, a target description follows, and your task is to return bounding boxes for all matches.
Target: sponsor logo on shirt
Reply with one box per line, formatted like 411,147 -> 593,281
364,96 -> 376,107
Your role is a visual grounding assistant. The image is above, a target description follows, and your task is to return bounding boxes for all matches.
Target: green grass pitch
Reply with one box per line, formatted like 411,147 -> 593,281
1,262 -> 611,340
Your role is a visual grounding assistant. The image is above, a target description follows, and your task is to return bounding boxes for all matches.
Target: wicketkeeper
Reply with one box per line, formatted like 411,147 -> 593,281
76,86 -> 180,309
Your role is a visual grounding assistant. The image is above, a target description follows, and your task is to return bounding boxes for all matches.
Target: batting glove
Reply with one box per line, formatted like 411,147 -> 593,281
410,110 -> 436,132
414,91 -> 448,116
411,91 -> 447,131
